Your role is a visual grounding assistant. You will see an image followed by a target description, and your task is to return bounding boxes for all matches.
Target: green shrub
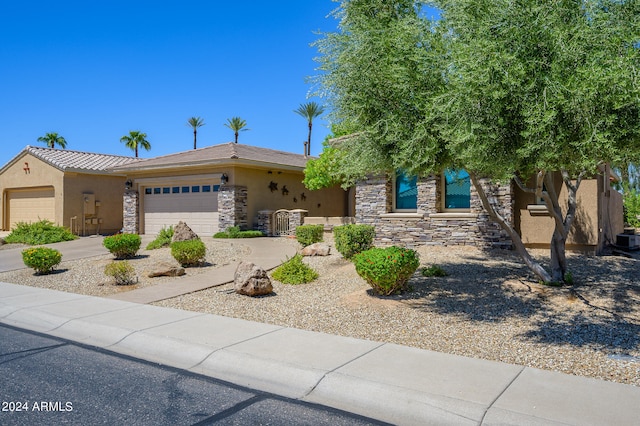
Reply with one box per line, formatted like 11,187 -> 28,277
5,220 -> 76,245
146,226 -> 174,250
104,260 -> 137,285
353,246 -> 420,295
296,225 -> 324,246
421,265 -> 448,277
271,254 -> 319,284
213,227 -> 264,238
171,239 -> 206,266
623,187 -> 640,227
21,247 -> 62,274
103,234 -> 141,259
333,224 -> 375,259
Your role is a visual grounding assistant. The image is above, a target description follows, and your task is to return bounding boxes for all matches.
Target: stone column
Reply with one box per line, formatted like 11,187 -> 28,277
257,210 -> 274,236
289,209 -> 308,235
122,189 -> 139,234
218,185 -> 248,231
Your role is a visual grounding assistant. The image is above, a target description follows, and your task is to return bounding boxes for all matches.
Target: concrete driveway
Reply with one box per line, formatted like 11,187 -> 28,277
0,236 -> 110,273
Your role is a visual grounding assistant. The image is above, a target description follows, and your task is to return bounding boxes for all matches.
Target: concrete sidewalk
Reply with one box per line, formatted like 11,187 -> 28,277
1,281 -> 638,425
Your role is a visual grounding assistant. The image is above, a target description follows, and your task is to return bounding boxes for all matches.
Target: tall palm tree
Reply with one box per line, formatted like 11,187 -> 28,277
224,117 -> 249,144
120,130 -> 151,158
187,116 -> 205,149
294,101 -> 325,156
37,132 -> 67,149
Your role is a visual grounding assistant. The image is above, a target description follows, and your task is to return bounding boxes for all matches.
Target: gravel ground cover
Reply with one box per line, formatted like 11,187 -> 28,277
1,235 -> 638,386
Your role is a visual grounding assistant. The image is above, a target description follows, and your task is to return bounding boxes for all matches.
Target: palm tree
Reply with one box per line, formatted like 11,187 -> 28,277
120,130 -> 151,158
187,116 -> 205,149
37,132 -> 67,149
224,117 -> 249,144
294,101 -> 325,156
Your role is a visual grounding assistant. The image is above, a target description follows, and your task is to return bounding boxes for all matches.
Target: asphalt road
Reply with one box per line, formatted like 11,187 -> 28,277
0,324 -> 386,425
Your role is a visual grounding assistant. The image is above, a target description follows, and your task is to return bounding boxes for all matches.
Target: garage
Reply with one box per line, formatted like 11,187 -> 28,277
143,183 -> 219,236
6,187 -> 55,229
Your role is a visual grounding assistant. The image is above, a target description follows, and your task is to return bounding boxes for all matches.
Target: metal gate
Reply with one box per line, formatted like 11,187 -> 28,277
273,209 -> 291,236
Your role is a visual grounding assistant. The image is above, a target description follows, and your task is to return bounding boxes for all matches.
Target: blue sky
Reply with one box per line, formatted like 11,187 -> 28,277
0,1 -> 341,167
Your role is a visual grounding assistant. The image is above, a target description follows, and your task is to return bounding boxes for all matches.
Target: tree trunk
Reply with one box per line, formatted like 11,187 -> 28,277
307,122 -> 312,156
549,230 -> 567,282
469,173 -> 553,283
193,130 -> 197,150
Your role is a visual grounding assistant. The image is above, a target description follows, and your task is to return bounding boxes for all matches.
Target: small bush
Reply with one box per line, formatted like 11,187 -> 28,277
421,265 -> 448,277
104,260 -> 137,285
623,187 -> 640,227
353,246 -> 420,295
333,224 -> 375,259
271,254 -> 318,284
146,226 -> 174,250
5,220 -> 76,245
171,239 -> 206,266
103,234 -> 141,259
296,225 -> 324,246
214,227 -> 264,238
22,247 -> 62,274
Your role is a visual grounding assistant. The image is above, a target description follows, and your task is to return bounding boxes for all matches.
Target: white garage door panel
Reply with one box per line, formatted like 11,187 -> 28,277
8,188 -> 55,229
144,189 -> 218,236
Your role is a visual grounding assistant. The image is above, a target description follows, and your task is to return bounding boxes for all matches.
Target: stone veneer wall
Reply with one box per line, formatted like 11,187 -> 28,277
218,185 -> 248,231
122,189 -> 139,234
257,210 -> 274,236
355,175 -> 513,249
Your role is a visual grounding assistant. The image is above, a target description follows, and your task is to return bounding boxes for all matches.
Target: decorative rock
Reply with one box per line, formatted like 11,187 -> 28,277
301,243 -> 331,256
234,261 -> 273,296
147,261 -> 186,278
171,221 -> 199,243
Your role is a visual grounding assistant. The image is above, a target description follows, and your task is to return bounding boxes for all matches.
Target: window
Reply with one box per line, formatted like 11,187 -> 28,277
162,187 -> 170,194
172,187 -> 180,194
213,185 -> 220,192
202,185 -> 211,193
181,186 -> 190,193
145,188 -> 152,195
394,171 -> 417,211
443,169 -> 470,210
153,187 -> 161,195
192,185 -> 200,193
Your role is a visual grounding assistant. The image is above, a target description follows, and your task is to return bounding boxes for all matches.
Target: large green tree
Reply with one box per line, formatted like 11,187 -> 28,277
120,130 -> 151,158
224,117 -> 249,143
187,116 -> 205,150
312,0 -> 640,283
294,101 -> 325,156
37,132 -> 67,149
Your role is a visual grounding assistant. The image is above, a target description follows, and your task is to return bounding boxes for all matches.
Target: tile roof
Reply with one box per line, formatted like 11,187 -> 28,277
1,146 -> 141,174
110,142 -> 312,172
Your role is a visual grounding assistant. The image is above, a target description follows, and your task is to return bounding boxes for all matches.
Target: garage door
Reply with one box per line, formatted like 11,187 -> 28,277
7,188 -> 56,229
144,183 -> 219,236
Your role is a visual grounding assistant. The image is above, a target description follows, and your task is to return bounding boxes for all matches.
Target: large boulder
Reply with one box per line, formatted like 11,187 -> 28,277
301,243 -> 331,256
147,261 -> 186,278
171,221 -> 199,243
234,261 -> 273,297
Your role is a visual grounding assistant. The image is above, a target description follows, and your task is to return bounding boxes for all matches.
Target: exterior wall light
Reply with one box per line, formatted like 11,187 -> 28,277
221,173 -> 229,184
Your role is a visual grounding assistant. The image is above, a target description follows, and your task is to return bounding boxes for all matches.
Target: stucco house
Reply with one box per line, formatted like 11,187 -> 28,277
0,146 -> 140,234
355,166 -> 623,254
109,142 -> 350,236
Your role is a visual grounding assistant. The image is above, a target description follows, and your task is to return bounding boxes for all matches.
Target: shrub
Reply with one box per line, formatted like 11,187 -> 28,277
103,234 -> 141,259
333,224 -> 375,259
623,187 -> 640,227
104,260 -> 137,285
146,226 -> 174,250
421,265 -> 448,277
353,246 -> 420,295
271,254 -> 318,284
21,247 -> 62,274
5,220 -> 76,245
213,227 -> 264,238
171,239 -> 206,266
296,225 -> 324,246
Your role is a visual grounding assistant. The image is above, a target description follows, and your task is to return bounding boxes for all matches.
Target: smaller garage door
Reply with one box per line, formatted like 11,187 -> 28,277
144,183 -> 219,236
7,187 -> 56,229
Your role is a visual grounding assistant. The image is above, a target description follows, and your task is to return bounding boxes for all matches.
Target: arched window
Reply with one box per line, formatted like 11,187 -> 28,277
443,169 -> 470,210
394,171 -> 417,211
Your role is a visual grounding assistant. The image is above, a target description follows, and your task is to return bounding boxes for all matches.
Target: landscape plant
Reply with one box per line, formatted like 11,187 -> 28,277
171,239 -> 206,266
333,224 -> 375,259
103,234 -> 141,259
213,226 -> 264,238
104,260 -> 137,285
146,226 -> 174,250
353,246 -> 420,296
5,220 -> 77,245
421,265 -> 448,278
295,224 -> 324,246
271,254 -> 318,284
21,247 -> 62,274
623,187 -> 640,228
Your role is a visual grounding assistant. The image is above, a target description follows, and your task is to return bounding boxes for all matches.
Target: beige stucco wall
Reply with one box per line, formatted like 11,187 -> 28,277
1,153 -> 64,230
515,173 -> 608,251
63,173 -> 128,235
